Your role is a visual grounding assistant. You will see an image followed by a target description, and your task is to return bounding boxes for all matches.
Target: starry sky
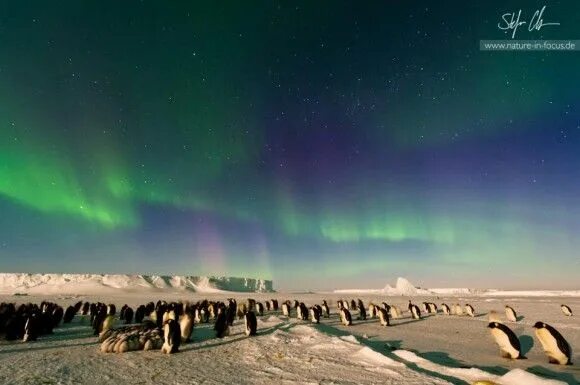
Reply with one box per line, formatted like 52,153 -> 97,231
1,1 -> 579,290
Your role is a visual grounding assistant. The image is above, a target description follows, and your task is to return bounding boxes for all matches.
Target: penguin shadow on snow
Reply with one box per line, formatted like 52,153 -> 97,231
526,365 -> 579,385
390,315 -> 430,327
519,334 -> 534,357
314,323 -> 469,385
418,350 -> 510,377
181,321 -> 296,352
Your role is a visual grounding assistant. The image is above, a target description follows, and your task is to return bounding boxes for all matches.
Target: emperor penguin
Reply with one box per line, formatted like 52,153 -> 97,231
256,302 -> 264,316
381,302 -> 390,312
101,315 -> 116,334
422,302 -> 430,313
389,305 -> 400,319
63,306 -> 76,323
244,311 -> 258,336
135,305 -> 146,323
123,307 -> 134,324
368,303 -> 377,319
465,304 -> 475,317
561,305 -> 572,317
247,299 -> 256,312
454,304 -> 463,316
214,308 -> 230,338
265,301 -> 271,312
378,307 -> 390,326
298,303 -> 309,321
107,304 -> 116,316
340,308 -> 353,326
505,305 -> 517,322
271,299 -> 279,311
23,313 -> 40,342
179,312 -> 194,343
357,300 -> 367,320
161,319 -> 181,354
321,300 -> 330,318
408,301 -> 421,320
310,306 -> 321,324
282,302 -> 290,317
350,299 -> 356,310
337,300 -> 344,311
487,322 -> 524,359
226,299 -> 237,326
429,303 -> 438,314
441,303 -> 451,315
533,322 -> 572,365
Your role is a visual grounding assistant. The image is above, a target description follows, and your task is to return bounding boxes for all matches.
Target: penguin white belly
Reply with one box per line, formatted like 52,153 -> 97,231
535,328 -> 568,364
505,308 -> 517,322
490,328 -> 519,358
561,306 -> 572,316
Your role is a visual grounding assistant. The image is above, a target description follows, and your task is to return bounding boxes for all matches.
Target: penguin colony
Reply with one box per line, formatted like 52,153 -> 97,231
0,299 -> 574,366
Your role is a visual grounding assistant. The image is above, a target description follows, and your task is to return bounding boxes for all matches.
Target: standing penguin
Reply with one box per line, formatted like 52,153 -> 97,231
256,302 -> 264,316
135,305 -> 146,324
23,313 -> 40,342
408,301 -> 421,320
505,305 -> 517,322
321,300 -> 330,318
441,303 -> 451,315
179,312 -> 194,343
465,304 -> 475,317
226,299 -> 237,326
340,308 -> 352,326
487,322 -> 524,359
63,306 -> 76,323
357,300 -> 367,320
561,305 -> 572,317
533,322 -> 572,365
389,305 -> 401,319
161,319 -> 181,354
427,303 -> 438,314
123,307 -> 134,324
244,311 -> 257,336
214,308 -> 230,338
368,303 -> 377,319
310,306 -> 321,324
378,307 -> 390,327
298,303 -> 308,321
282,302 -> 290,317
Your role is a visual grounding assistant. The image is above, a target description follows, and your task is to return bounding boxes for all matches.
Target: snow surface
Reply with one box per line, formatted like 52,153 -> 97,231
0,273 -> 273,294
0,291 -> 577,384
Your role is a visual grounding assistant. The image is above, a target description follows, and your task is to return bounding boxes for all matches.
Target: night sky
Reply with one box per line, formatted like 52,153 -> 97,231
1,1 -> 579,290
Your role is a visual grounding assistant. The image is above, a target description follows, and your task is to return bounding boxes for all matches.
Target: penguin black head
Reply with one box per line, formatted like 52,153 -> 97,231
533,321 -> 545,329
487,322 -> 499,328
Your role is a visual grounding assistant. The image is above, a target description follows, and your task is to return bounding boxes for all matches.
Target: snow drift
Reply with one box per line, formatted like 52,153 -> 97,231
0,273 -> 273,294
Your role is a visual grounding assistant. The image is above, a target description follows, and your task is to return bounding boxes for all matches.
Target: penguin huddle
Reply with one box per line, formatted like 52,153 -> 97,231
100,321 -> 164,353
0,301 -> 66,341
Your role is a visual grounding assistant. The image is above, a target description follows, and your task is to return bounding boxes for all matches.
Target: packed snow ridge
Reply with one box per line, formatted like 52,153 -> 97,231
0,273 -> 273,294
